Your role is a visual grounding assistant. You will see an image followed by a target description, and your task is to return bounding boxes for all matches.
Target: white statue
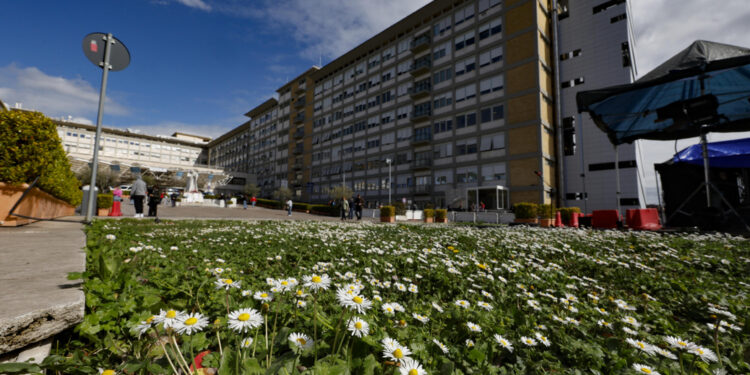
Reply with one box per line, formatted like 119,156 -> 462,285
186,170 -> 198,193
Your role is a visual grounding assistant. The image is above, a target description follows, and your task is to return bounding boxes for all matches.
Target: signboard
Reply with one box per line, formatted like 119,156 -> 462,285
82,33 -> 130,71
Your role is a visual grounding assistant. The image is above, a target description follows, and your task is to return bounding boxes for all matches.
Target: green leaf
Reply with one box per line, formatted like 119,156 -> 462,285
67,271 -> 83,280
0,362 -> 43,374
218,348 -> 239,375
467,348 -> 485,364
241,357 -> 264,375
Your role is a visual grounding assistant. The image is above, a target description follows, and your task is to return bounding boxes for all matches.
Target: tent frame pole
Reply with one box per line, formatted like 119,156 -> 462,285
700,128 -> 711,207
615,144 -> 621,216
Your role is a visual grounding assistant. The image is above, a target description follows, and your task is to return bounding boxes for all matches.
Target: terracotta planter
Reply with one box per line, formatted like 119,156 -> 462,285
0,182 -> 75,226
97,208 -> 110,216
435,217 -> 447,223
540,218 -> 555,227
514,218 -> 539,224
424,217 -> 434,223
380,216 -> 395,223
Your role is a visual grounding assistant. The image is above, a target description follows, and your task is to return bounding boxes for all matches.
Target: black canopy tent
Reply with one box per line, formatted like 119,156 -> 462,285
576,40 -> 750,230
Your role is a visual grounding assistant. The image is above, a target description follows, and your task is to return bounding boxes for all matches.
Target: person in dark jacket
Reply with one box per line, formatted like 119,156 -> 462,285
147,185 -> 161,217
354,194 -> 364,220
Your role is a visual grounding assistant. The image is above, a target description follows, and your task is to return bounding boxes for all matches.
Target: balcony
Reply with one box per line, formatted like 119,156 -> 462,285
408,83 -> 431,99
414,184 -> 433,195
410,33 -> 431,53
294,98 -> 306,109
293,162 -> 304,170
293,129 -> 305,139
293,145 -> 304,155
410,109 -> 432,122
295,84 -> 306,95
411,158 -> 433,170
294,113 -> 305,124
411,132 -> 432,145
410,57 -> 431,76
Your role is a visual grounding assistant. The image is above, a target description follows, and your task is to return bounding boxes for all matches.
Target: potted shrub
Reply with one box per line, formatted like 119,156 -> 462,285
97,194 -> 113,216
557,207 -> 582,226
513,202 -> 538,224
423,208 -> 435,223
435,209 -> 448,223
539,204 -> 554,227
380,205 -> 396,223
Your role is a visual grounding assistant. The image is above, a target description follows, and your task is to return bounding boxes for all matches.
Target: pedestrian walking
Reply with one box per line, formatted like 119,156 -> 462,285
147,185 -> 162,217
251,195 -> 257,207
340,197 -> 350,221
355,194 -> 364,220
242,194 -> 248,209
286,198 -> 293,216
131,175 -> 147,218
348,198 -> 354,219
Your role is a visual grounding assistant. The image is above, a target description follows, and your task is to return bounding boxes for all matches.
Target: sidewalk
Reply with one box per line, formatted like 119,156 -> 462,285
0,218 -> 86,358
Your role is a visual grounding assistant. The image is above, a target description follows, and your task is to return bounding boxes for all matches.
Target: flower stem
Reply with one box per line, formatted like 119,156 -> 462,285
170,335 -> 192,375
268,299 -> 281,367
157,336 -> 180,375
313,293 -> 318,364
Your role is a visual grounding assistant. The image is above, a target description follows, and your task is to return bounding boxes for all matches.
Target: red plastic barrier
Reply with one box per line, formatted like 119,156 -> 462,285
555,211 -> 564,227
568,212 -> 579,228
109,201 -> 122,217
592,210 -> 620,229
626,208 -> 661,230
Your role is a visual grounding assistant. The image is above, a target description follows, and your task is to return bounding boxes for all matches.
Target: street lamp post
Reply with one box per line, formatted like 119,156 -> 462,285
386,158 -> 392,205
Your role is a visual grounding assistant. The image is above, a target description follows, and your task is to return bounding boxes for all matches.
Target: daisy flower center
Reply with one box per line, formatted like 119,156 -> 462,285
261,293 -> 268,298
281,281 -> 288,286
409,370 -> 419,375
641,368 -> 651,374
102,370 -> 116,375
184,317 -> 198,326
312,276 -> 322,283
353,296 -> 363,304
501,340 -> 508,346
166,310 -> 177,319
355,322 -> 363,329
638,343 -> 645,349
696,348 -> 704,354
387,307 -> 393,312
393,348 -> 403,359
297,338 -> 307,345
238,313 -> 250,321
224,279 -> 233,284
146,316 -> 155,324
296,290 -> 303,296
678,341 -> 687,347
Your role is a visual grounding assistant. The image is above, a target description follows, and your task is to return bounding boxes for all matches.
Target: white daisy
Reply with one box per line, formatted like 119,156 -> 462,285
227,308 -> 263,333
432,339 -> 449,354
493,334 -> 513,352
215,278 -> 241,290
398,358 -> 426,375
303,274 -> 331,292
347,317 -> 370,338
689,346 -> 718,363
153,309 -> 184,329
175,313 -> 209,335
663,336 -> 697,351
626,338 -> 657,355
240,337 -> 253,348
455,300 -> 470,309
253,291 -> 273,302
466,322 -> 482,333
412,313 -> 430,324
632,363 -> 660,375
535,332 -> 551,347
431,302 -> 444,313
381,337 -> 411,363
289,332 -> 313,351
520,336 -> 537,346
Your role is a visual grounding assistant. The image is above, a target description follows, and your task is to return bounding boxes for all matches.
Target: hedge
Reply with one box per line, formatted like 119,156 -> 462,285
423,208 -> 435,218
0,110 -> 82,206
97,194 -> 113,209
557,206 -> 582,222
392,201 -> 407,215
310,204 -> 338,217
513,202 -> 538,219
380,206 -> 395,218
538,204 -> 554,219
435,209 -> 447,220
257,198 -> 281,209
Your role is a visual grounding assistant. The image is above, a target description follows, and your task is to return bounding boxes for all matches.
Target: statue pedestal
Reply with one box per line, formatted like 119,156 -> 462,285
183,192 -> 204,204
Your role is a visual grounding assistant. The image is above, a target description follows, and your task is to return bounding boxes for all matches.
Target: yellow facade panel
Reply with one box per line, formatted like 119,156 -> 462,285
508,124 -> 539,155
505,1 -> 535,36
538,36 -> 552,68
537,3 -> 551,38
507,93 -> 539,125
506,61 -> 538,95
510,190 -> 540,205
505,31 -> 536,66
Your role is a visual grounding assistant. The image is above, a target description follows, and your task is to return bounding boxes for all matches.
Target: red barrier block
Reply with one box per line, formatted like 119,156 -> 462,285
592,210 -> 620,229
626,208 -> 661,230
568,212 -> 579,228
109,201 -> 122,217
555,211 -> 564,227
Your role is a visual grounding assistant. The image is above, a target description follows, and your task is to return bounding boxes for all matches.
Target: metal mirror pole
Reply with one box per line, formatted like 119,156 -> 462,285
85,33 -> 114,222
700,127 -> 711,207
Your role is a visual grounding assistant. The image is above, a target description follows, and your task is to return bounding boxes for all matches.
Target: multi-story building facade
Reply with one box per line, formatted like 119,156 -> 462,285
557,0 -> 644,211
213,0 -> 560,209
209,0 -> 643,211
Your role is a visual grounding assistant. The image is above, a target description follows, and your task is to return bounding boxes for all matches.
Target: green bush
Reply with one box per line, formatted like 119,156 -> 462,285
204,195 -> 217,199
513,202 -> 538,219
257,198 -> 281,209
538,204 -> 554,219
310,204 -> 338,216
423,208 -> 435,218
292,202 -> 311,211
392,201 -> 406,215
380,206 -> 395,218
0,110 -> 82,206
97,194 -> 113,209
435,209 -> 447,220
557,207 -> 582,222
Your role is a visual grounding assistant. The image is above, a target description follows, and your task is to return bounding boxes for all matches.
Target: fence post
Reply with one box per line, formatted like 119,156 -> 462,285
496,212 -> 499,224
473,212 -> 477,223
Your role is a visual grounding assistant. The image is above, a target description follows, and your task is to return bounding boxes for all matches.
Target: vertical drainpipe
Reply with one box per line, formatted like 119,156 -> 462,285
551,0 -> 566,207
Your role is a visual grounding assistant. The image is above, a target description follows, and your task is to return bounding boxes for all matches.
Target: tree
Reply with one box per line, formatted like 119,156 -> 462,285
75,164 -> 120,192
272,187 -> 293,209
329,185 -> 353,200
243,183 -> 260,197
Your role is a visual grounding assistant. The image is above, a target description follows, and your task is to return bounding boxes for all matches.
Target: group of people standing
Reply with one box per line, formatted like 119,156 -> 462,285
340,194 -> 364,221
130,175 -> 164,218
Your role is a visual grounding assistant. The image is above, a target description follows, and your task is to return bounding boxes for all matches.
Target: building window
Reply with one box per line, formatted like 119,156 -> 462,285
592,0 -> 625,14
455,112 -> 477,129
561,76 -> 584,88
433,67 -> 453,85
478,18 -> 502,40
480,104 -> 504,123
433,92 -> 453,109
563,116 -> 576,156
611,13 -> 626,23
479,75 -> 504,95
433,119 -> 453,134
455,84 -> 477,102
454,31 -> 476,51
455,57 -> 476,76
480,133 -> 505,151
454,4 -> 475,26
560,49 -> 582,61
479,46 -> 503,67
621,42 -> 632,67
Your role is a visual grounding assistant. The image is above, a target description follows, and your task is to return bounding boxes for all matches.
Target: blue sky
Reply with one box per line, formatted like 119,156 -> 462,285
2,0 -> 750,203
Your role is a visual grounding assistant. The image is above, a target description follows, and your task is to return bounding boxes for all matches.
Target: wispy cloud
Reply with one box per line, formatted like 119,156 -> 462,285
118,120 -> 233,139
0,64 -> 129,119
174,0 -> 211,11
215,0 -> 432,62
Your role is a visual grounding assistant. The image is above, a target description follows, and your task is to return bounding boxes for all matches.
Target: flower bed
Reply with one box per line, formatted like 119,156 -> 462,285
14,221 -> 749,374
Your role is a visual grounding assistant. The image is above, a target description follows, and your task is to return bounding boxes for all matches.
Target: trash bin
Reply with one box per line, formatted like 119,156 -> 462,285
81,185 -> 99,216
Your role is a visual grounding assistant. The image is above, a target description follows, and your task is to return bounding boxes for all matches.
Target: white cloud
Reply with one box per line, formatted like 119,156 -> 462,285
218,0 -> 432,61
175,0 -> 211,11
628,0 -> 750,204
0,64 -> 129,120
118,120 -> 234,139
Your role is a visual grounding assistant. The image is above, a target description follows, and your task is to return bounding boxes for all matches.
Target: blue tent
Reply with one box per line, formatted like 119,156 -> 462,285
577,41 -> 750,145
673,137 -> 750,169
